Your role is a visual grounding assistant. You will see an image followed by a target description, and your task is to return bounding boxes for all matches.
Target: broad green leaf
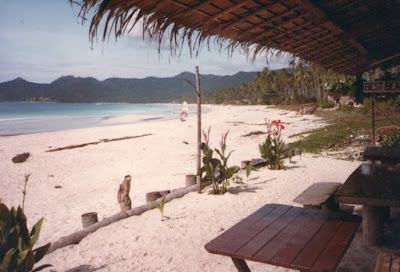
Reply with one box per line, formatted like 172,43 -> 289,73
17,249 -> 30,265
30,217 -> 44,246
23,249 -> 35,271
32,264 -> 53,272
1,249 -> 16,271
33,243 -> 51,262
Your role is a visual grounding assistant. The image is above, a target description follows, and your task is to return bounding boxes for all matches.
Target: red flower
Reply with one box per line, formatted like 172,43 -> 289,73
280,125 -> 285,130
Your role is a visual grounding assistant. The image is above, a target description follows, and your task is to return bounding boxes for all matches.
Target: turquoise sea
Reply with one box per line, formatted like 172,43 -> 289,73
0,102 -> 187,136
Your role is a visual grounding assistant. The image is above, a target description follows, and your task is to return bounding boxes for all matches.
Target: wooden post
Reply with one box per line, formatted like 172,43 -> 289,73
371,95 -> 376,147
195,66 -> 202,194
362,206 -> 384,246
117,175 -> 132,211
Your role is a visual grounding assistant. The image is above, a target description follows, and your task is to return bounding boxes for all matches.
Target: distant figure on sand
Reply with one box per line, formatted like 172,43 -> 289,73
180,101 -> 188,121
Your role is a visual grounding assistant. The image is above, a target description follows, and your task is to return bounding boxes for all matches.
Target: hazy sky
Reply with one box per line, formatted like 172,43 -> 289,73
0,0 -> 289,83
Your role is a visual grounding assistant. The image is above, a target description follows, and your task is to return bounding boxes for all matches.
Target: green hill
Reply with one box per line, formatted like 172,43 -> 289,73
0,71 -> 257,103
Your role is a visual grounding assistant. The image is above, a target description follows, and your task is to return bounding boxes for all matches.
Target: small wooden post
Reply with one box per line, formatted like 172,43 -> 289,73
117,175 -> 132,211
195,66 -> 202,194
81,212 -> 98,228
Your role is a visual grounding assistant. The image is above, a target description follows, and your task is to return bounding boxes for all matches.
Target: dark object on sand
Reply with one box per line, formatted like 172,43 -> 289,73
12,152 -> 30,163
81,212 -> 98,228
185,174 -> 197,186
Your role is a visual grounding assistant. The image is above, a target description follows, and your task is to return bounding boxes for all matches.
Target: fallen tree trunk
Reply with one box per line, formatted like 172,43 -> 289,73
47,181 -> 210,254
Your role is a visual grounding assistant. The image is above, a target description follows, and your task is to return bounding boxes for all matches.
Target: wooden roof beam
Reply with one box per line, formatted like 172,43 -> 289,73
218,1 -> 280,30
297,0 -> 369,56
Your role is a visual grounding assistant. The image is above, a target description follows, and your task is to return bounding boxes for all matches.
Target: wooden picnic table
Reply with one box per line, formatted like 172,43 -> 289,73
335,163 -> 400,246
205,203 -> 360,272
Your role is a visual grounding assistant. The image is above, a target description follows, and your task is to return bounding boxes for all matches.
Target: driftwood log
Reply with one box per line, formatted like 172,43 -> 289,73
117,175 -> 132,211
46,182 -> 210,254
46,134 -> 152,152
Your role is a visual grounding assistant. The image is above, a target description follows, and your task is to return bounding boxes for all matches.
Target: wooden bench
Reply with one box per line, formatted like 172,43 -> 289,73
293,182 -> 341,211
375,251 -> 400,272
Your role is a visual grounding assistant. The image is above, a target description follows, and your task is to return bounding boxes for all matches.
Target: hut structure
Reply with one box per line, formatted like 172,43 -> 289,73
72,0 -> 400,75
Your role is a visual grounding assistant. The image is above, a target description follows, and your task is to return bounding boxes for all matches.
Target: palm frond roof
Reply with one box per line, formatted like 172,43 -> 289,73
72,0 -> 400,75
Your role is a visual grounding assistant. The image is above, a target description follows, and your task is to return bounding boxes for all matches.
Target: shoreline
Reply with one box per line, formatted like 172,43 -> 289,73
0,102 -> 205,137
1,105 -> 377,272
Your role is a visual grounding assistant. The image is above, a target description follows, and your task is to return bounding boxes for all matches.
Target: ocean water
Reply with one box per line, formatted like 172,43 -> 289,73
0,102 -> 187,136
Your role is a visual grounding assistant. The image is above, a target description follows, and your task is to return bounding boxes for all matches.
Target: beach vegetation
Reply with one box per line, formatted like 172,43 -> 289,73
380,130 -> 400,148
199,128 -> 239,194
289,106 -> 399,153
150,195 -> 167,221
231,175 -> 244,184
0,204 -> 51,272
245,164 -> 258,181
259,120 -> 287,170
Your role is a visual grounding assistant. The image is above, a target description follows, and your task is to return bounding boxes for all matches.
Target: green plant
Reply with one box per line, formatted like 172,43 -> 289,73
259,120 -> 287,170
199,128 -> 239,194
380,130 -> 400,148
231,175 -> 244,184
21,174 -> 30,210
245,163 -> 258,181
150,195 -> 166,221
318,99 -> 335,109
0,204 -> 51,272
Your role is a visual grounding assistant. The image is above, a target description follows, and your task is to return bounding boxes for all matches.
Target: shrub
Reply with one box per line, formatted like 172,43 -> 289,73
336,104 -> 354,112
318,100 -> 335,109
380,130 -> 400,148
199,128 -> 239,194
259,120 -> 287,170
0,204 -> 51,272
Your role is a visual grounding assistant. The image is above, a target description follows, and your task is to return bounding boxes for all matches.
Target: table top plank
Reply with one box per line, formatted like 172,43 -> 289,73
235,205 -> 304,258
250,208 -> 318,264
291,213 -> 344,269
311,217 -> 360,271
270,209 -> 331,267
335,164 -> 400,207
204,204 -> 290,256
205,204 -> 361,272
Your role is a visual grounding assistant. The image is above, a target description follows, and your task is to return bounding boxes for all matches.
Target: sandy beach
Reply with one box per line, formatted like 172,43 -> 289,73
0,105 -> 381,271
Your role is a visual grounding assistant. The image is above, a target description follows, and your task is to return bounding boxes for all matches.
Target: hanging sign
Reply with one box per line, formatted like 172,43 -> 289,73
364,81 -> 400,93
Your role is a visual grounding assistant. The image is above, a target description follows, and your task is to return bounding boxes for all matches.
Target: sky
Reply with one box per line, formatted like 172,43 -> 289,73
0,0 -> 289,83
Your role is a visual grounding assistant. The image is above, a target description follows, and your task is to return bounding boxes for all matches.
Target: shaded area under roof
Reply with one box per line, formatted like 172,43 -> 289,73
74,0 -> 400,75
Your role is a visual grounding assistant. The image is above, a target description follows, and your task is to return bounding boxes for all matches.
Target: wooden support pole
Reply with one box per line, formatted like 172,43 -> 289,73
362,206 -> 384,246
195,66 -> 202,194
117,175 -> 132,211
231,258 -> 251,272
371,95 -> 376,147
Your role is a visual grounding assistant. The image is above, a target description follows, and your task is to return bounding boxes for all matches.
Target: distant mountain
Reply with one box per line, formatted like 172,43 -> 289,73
0,71 -> 258,103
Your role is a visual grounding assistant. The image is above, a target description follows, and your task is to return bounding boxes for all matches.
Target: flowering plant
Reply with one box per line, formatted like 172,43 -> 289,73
199,128 -> 239,194
259,119 -> 287,170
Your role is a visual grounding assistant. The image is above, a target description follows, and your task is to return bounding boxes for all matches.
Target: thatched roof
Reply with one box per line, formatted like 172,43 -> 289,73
73,0 -> 400,75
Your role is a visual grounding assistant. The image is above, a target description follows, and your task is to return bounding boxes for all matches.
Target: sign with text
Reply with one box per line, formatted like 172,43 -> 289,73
364,81 -> 400,93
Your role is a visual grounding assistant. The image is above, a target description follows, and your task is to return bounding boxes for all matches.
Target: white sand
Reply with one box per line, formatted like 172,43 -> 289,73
0,105 -> 379,271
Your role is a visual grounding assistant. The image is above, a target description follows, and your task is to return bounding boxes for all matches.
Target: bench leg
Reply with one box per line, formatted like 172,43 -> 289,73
231,258 -> 251,272
362,206 -> 385,246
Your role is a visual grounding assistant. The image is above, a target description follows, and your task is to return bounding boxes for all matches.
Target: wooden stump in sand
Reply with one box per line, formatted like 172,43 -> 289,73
146,191 -> 162,203
185,174 -> 197,186
81,212 -> 98,228
117,175 -> 132,211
